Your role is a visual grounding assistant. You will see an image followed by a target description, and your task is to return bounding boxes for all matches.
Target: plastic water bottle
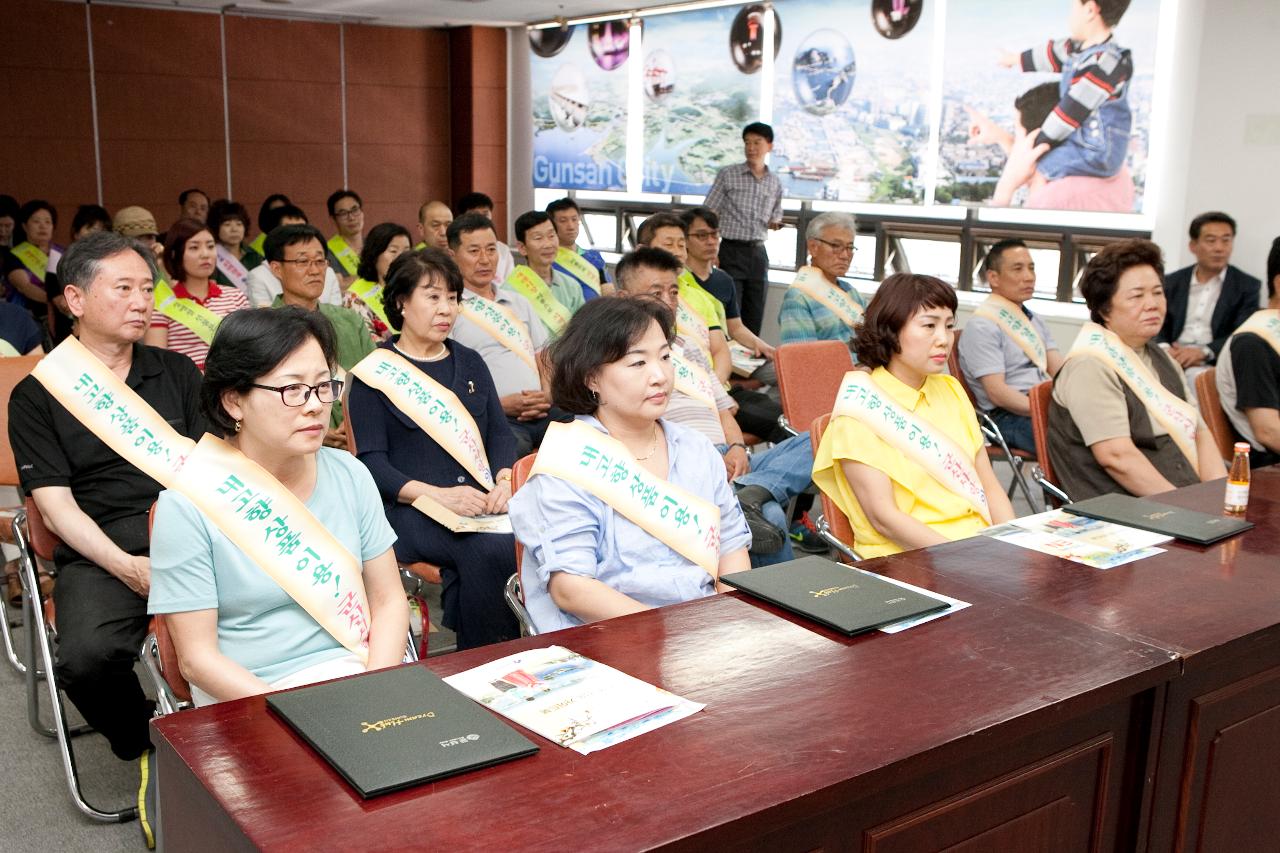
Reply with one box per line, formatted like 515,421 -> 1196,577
1224,443 -> 1250,514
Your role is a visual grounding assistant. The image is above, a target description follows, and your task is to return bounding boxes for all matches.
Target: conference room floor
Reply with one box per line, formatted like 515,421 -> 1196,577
0,458 -> 1038,850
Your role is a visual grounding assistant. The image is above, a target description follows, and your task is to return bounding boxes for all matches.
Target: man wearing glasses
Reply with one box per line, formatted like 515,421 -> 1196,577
326,189 -> 366,287
778,211 -> 867,347
8,232 -> 208,823
265,224 -> 374,449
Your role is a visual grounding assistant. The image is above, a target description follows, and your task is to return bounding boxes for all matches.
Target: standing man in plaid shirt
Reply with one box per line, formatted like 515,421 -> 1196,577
704,122 -> 783,335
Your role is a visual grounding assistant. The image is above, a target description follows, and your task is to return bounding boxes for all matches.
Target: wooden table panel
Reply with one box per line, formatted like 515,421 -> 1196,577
155,577 -> 1175,852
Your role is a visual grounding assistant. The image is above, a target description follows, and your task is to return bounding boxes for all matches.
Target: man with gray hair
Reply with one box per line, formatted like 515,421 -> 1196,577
8,231 -> 206,821
778,211 -> 867,346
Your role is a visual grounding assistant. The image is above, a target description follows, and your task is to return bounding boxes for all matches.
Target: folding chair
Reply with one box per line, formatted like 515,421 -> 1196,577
947,329 -> 1036,508
0,354 -> 42,673
345,404 -> 441,658
13,497 -> 137,822
1194,367 -> 1240,463
808,414 -> 862,564
1028,381 -> 1071,506
774,340 -> 853,437
504,453 -> 537,637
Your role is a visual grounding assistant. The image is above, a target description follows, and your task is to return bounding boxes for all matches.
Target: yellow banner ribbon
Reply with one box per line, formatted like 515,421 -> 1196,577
554,247 -> 602,295
154,278 -> 222,345
505,266 -> 572,336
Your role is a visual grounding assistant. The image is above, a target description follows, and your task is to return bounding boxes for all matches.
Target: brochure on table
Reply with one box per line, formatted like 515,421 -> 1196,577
984,509 -> 1171,570
443,646 -> 703,755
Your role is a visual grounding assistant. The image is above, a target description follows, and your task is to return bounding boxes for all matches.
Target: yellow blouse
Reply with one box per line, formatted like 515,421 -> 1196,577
812,367 -> 987,558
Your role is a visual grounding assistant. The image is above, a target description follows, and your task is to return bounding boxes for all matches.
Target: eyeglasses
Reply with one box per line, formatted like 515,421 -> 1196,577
688,230 -> 719,240
334,206 -> 362,219
281,257 -> 328,270
251,379 -> 344,407
812,238 -> 856,256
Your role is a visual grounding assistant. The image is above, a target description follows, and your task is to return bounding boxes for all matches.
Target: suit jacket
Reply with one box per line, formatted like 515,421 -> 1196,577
1157,264 -> 1261,358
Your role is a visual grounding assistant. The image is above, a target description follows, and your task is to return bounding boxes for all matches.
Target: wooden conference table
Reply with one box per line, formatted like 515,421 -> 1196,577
153,472 -> 1280,852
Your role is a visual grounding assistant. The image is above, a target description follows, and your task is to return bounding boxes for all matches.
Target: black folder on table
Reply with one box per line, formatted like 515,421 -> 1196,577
1063,493 -> 1254,545
721,556 -> 951,636
267,665 -> 538,798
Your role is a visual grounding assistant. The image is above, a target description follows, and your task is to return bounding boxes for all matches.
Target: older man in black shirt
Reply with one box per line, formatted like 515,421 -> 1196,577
8,232 -> 206,768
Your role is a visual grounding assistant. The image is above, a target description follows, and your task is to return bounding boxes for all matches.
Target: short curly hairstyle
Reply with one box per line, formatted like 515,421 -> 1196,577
853,273 -> 958,369
1080,239 -> 1165,325
550,297 -> 675,415
381,248 -> 464,333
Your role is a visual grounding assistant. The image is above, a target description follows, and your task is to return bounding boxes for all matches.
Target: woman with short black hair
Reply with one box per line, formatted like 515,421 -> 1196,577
208,199 -> 263,291
813,273 -> 1014,558
347,248 -> 519,649
1049,239 -> 1225,499
508,297 -> 751,634
347,222 -> 412,340
148,307 -> 409,705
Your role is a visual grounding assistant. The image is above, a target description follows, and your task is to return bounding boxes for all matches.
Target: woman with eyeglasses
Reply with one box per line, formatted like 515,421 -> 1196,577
145,218 -> 250,371
148,307 -> 409,705
346,249 -> 520,649
778,211 -> 867,347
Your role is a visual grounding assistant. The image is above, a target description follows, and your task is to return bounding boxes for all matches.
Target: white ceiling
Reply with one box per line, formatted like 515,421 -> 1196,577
95,0 -> 640,28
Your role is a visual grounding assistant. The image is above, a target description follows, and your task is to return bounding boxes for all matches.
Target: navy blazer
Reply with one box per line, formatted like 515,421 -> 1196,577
346,339 -> 516,508
1157,264 -> 1261,358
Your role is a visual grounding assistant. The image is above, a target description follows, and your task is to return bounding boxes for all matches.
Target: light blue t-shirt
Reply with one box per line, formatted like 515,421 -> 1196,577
148,448 -> 397,684
508,416 -> 752,634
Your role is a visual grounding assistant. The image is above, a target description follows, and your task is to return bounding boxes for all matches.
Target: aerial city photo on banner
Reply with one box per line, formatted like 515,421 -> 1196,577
530,0 -> 1165,214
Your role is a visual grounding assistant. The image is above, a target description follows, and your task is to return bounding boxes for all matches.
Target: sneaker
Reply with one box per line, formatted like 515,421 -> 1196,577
789,513 -> 827,554
138,748 -> 156,849
734,485 -> 786,555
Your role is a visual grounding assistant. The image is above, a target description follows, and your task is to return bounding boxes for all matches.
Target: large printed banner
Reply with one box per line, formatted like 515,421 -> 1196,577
640,5 -> 775,194
531,0 -> 1167,215
940,0 -> 1160,213
772,0 -> 933,203
530,23 -> 630,191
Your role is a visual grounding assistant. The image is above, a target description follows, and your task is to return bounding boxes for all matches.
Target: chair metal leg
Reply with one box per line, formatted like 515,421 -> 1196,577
1,594 -> 26,674
14,510 -> 137,823
1031,467 -> 1072,508
978,413 -> 1037,510
816,516 -> 862,564
504,574 -> 537,637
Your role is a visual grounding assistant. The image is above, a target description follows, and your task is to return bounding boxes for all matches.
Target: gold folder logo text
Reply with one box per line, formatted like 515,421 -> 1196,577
360,711 -> 436,734
810,583 -> 859,598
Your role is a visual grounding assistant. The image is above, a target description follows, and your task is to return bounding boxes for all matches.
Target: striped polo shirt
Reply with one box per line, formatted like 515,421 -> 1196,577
149,280 -> 249,370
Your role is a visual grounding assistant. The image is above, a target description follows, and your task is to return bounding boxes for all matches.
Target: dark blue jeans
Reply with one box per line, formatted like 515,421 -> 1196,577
989,408 -> 1036,454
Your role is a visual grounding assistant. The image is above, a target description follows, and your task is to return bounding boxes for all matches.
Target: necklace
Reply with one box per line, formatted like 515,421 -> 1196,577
394,341 -> 448,362
633,423 -> 661,461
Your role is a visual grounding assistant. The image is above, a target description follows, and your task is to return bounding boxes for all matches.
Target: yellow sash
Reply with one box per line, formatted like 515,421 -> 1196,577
0,340 -> 19,357
530,420 -> 722,577
505,266 -> 572,336
973,294 -> 1048,374
30,337 -> 195,489
790,266 -> 864,330
154,278 -> 222,345
327,235 -> 359,277
180,435 -> 371,661
554,247 -> 602,295
349,278 -> 393,330
1068,322 -> 1200,470
1230,309 -> 1280,359
349,349 -> 494,489
248,233 -> 267,255
11,242 -> 48,283
833,370 -> 991,523
214,245 -> 250,290
671,344 -> 719,414
458,294 -> 539,374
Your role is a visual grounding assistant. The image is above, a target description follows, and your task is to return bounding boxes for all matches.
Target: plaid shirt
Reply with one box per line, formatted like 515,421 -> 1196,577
704,162 -> 783,242
778,278 -> 866,345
